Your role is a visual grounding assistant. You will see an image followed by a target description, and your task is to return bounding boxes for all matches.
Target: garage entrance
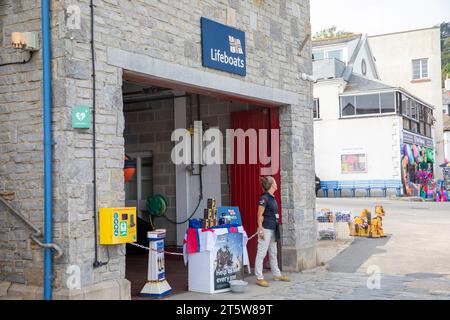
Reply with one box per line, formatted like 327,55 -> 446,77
121,73 -> 281,298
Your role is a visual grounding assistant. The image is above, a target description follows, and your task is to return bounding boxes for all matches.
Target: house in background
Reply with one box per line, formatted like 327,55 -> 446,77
444,90 -> 450,161
313,33 -> 435,197
369,27 -> 444,178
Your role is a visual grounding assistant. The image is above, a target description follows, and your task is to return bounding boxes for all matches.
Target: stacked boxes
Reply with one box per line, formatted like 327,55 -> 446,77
201,198 -> 218,228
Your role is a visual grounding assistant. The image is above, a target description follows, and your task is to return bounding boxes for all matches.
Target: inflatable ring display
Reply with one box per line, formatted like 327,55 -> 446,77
124,155 -> 137,183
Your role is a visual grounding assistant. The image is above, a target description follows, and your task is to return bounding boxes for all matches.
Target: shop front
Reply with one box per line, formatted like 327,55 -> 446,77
400,131 -> 436,197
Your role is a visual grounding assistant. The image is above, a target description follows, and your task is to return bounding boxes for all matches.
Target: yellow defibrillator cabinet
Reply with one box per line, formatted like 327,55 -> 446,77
99,207 -> 137,245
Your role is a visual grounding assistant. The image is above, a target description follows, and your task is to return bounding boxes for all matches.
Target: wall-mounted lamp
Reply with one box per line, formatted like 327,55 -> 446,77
301,73 -> 318,83
11,32 -> 39,51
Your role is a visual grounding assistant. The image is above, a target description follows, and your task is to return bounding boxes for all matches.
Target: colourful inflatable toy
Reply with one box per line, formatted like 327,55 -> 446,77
407,145 -> 414,164
412,144 -> 418,159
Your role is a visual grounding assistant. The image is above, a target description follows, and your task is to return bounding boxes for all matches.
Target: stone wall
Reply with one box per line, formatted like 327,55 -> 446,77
124,97 -> 177,244
0,0 -> 55,288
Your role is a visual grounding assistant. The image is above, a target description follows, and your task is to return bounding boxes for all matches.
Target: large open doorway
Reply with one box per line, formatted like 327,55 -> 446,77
121,74 -> 281,299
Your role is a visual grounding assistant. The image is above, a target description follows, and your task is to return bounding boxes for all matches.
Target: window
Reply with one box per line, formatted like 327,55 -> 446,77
313,49 -> 343,61
403,118 -> 410,131
412,58 -> 429,80
425,124 -> 432,137
398,92 -> 433,138
327,49 -> 343,61
341,154 -> 367,174
340,92 -> 396,117
444,104 -> 450,115
355,94 -> 379,115
313,99 -> 320,119
312,50 -> 324,61
341,96 -> 356,116
380,92 -> 395,113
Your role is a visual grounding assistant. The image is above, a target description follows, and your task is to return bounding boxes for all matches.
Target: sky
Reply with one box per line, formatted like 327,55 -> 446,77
310,0 -> 450,36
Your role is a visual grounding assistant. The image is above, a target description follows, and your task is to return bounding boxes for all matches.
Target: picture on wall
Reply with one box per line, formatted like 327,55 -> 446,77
341,154 -> 367,173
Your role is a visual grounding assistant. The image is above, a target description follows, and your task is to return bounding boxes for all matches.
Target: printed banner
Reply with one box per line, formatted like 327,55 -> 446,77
213,232 -> 243,290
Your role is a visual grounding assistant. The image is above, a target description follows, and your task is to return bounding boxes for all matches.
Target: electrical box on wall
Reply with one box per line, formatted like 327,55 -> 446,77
99,207 -> 137,245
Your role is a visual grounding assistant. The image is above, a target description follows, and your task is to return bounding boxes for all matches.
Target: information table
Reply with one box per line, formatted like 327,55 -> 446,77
184,226 -> 248,294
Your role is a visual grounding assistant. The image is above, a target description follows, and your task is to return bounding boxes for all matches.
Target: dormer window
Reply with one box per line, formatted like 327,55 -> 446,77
312,51 -> 324,60
312,48 -> 344,62
327,49 -> 343,61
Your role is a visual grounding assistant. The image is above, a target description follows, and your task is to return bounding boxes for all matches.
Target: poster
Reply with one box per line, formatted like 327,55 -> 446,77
213,232 -> 243,290
217,206 -> 242,226
341,154 -> 367,173
156,240 -> 166,281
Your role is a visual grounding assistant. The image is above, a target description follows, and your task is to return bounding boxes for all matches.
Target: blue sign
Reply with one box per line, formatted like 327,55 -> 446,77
201,17 -> 246,76
217,206 -> 242,226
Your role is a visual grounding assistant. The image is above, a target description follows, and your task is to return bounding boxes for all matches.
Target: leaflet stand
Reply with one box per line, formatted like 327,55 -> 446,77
140,229 -> 172,297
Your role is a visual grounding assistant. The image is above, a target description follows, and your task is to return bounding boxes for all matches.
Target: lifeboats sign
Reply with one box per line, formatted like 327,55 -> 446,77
201,17 -> 246,76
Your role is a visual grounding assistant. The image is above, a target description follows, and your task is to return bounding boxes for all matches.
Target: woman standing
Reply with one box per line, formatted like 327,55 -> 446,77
255,176 -> 290,287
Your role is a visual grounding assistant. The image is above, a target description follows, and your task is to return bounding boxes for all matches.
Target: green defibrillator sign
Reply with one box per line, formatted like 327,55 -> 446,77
72,106 -> 91,129
119,221 -> 128,237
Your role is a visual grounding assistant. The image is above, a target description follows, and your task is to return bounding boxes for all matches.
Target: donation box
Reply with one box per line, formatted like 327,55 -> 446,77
188,230 -> 243,294
99,207 -> 137,245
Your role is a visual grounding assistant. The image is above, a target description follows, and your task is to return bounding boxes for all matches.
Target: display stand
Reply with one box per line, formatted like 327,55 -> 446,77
140,229 -> 172,297
188,229 -> 244,294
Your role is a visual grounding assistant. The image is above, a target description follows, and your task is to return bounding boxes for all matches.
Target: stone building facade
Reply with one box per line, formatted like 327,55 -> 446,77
0,0 -> 316,299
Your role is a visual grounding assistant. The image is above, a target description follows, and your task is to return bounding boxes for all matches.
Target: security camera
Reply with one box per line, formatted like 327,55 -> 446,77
301,73 -> 318,83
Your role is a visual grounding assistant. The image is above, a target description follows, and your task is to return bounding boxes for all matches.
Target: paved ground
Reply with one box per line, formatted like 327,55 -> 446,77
167,198 -> 450,300
167,267 -> 450,300
318,198 -> 450,277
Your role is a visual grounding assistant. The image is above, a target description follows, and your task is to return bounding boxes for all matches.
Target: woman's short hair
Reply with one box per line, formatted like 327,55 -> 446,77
260,176 -> 275,192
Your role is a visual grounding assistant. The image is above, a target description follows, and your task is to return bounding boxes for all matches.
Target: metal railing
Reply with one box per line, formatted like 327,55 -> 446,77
0,196 -> 63,259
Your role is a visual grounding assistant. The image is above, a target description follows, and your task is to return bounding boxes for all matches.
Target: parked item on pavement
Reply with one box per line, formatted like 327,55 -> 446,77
351,206 -> 387,238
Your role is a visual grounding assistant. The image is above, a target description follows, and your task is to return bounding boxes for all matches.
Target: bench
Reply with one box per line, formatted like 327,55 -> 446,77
368,180 -> 387,197
319,180 -> 402,198
319,181 -> 339,198
353,180 -> 371,197
337,181 -> 357,197
384,180 -> 402,197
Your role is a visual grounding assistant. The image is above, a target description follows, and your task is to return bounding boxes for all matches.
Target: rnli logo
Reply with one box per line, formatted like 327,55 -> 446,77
228,36 -> 243,54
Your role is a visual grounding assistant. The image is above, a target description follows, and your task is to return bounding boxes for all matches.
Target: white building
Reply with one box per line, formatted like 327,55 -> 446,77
444,90 -> 450,161
368,27 -> 444,178
313,34 -> 435,197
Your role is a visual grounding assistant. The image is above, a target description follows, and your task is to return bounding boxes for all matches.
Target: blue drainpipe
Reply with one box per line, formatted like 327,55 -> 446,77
42,0 -> 53,300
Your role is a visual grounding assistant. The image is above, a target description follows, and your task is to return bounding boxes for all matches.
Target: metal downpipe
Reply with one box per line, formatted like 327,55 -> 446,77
41,0 -> 53,300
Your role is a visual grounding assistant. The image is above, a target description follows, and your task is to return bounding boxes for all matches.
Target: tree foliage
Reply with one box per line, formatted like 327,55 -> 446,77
313,26 -> 355,40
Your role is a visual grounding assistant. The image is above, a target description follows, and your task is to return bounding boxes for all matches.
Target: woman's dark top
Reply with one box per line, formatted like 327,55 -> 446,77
258,192 -> 279,230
